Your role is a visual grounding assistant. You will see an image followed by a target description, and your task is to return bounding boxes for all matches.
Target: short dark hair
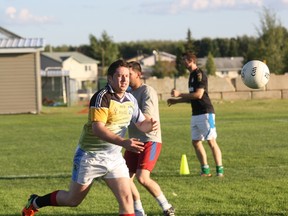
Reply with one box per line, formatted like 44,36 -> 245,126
182,51 -> 197,62
128,61 -> 142,73
107,59 -> 128,77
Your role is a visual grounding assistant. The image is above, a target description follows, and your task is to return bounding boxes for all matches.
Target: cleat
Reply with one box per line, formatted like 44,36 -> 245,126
163,206 -> 175,216
200,172 -> 212,177
217,173 -> 224,177
200,166 -> 212,177
135,209 -> 147,216
22,194 -> 39,216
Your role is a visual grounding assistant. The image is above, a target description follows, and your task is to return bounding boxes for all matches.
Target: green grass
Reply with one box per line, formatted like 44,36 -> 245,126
1,100 -> 288,216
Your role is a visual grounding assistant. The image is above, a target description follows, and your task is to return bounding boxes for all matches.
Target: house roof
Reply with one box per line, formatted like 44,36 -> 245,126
198,57 -> 244,71
0,26 -> 21,38
0,26 -> 45,53
0,38 -> 45,49
42,52 -> 99,64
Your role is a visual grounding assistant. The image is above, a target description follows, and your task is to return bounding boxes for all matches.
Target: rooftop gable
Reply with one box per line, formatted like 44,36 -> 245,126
42,52 -> 99,64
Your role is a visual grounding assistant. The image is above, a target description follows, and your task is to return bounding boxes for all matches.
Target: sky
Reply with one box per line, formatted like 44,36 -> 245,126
1,0 -> 288,47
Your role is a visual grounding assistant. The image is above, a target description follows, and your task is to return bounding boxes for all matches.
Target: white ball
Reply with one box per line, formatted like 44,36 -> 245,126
241,60 -> 270,89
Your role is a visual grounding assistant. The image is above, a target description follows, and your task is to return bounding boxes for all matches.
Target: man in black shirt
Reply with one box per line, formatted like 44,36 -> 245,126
167,52 -> 224,177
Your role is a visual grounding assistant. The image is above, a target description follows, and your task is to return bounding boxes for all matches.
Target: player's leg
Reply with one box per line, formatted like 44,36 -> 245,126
207,138 -> 224,176
205,113 -> 224,176
22,181 -> 92,216
191,115 -> 211,176
105,177 -> 135,215
136,141 -> 174,215
124,150 -> 145,215
129,173 -> 145,216
192,140 -> 208,165
22,146 -> 94,216
136,168 -> 174,215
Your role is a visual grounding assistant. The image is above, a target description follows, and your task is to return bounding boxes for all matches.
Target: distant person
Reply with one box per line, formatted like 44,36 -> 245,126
167,52 -> 224,177
22,59 -> 159,216
124,61 -> 175,216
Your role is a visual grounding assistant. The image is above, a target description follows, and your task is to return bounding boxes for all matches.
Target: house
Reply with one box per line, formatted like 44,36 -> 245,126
126,51 -> 176,77
198,57 -> 244,78
0,26 -> 45,114
127,51 -> 243,79
41,52 -> 100,103
139,51 -> 176,67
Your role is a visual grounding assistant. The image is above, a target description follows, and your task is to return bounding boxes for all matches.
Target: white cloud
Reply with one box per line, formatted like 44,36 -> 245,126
5,7 -> 17,19
5,6 -> 55,24
141,0 -> 266,14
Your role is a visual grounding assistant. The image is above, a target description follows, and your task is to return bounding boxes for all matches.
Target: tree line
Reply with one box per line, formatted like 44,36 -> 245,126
46,8 -> 288,76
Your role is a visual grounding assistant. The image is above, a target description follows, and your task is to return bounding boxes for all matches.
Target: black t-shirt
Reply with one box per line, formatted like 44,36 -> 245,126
188,68 -> 215,115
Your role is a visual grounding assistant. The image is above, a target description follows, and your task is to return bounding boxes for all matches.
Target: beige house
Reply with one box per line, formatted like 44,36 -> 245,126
41,52 -> 100,103
0,26 -> 45,114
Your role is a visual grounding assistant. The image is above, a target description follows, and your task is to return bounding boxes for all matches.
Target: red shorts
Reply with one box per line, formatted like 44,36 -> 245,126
124,141 -> 162,173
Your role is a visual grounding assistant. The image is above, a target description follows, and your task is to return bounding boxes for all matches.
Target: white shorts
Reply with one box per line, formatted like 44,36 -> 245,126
191,113 -> 217,141
72,147 -> 129,185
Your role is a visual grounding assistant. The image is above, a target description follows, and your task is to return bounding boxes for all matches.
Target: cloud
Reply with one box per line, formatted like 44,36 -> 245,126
141,0 -> 287,14
5,6 -> 55,24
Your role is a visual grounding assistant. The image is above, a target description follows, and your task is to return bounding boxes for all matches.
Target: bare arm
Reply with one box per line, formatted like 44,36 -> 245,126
167,88 -> 204,106
92,121 -> 144,153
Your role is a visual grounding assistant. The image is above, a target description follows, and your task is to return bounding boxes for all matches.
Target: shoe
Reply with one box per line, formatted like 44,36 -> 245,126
135,209 -> 147,216
200,166 -> 211,177
163,206 -> 175,216
200,172 -> 212,177
22,194 -> 39,216
217,173 -> 224,177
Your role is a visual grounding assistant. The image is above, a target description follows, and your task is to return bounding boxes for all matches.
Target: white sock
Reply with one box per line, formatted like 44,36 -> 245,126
155,193 -> 172,211
134,199 -> 145,213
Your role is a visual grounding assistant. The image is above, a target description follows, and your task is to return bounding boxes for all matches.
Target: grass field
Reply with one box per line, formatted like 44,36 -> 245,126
1,99 -> 288,216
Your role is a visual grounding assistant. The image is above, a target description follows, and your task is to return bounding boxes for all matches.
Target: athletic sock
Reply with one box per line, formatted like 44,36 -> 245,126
216,165 -> 224,174
34,190 -> 59,208
155,193 -> 172,211
134,199 -> 145,213
201,164 -> 210,174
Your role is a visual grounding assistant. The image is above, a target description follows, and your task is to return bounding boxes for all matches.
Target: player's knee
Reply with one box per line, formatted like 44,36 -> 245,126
136,175 -> 149,186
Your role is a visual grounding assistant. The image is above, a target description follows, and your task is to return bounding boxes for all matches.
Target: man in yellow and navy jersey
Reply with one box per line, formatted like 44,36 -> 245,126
22,59 -> 158,216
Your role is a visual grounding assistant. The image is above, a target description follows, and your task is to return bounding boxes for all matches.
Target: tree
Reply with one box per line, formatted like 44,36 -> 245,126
206,52 -> 216,76
152,61 -> 177,78
256,7 -> 288,74
89,31 -> 120,76
185,28 -> 195,53
175,44 -> 187,77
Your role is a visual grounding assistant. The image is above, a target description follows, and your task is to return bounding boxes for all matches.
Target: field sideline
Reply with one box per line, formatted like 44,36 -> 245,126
0,99 -> 287,216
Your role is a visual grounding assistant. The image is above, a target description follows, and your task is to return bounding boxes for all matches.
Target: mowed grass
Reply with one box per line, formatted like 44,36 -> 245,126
0,99 -> 288,216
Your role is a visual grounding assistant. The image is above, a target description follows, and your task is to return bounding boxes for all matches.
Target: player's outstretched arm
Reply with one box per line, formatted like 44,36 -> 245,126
135,117 -> 158,133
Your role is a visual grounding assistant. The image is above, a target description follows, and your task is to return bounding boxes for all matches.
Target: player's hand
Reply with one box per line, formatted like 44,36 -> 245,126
167,98 -> 177,107
122,138 -> 144,153
171,88 -> 180,97
150,117 -> 159,132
